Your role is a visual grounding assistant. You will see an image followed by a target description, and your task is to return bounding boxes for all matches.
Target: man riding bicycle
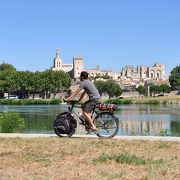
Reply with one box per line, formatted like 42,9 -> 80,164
65,71 -> 101,133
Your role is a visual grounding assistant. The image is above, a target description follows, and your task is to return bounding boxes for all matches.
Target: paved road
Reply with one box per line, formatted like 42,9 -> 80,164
0,133 -> 180,142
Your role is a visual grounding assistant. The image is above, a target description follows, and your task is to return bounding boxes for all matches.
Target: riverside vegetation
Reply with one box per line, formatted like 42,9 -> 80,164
0,95 -> 179,105
105,95 -> 180,104
0,137 -> 180,180
0,111 -> 25,133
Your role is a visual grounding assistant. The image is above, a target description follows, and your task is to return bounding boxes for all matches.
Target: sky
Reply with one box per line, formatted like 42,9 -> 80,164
0,0 -> 180,79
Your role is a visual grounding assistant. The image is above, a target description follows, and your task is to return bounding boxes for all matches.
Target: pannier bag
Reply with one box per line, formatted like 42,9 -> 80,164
99,103 -> 118,111
54,112 -> 77,134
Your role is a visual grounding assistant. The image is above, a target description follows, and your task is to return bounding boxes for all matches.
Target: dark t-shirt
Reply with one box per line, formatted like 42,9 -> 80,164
79,80 -> 100,100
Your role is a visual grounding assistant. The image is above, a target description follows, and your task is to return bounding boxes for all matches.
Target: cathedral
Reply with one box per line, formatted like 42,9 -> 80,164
51,48 -> 165,81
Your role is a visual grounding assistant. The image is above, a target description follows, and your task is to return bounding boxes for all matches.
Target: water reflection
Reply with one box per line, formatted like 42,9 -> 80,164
116,104 -> 180,136
0,104 -> 180,136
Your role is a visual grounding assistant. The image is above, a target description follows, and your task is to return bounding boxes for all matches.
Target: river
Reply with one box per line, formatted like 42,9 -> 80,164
0,104 -> 180,136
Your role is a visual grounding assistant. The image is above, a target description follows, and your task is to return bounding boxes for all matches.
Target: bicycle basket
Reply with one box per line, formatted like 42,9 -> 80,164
99,103 -> 118,111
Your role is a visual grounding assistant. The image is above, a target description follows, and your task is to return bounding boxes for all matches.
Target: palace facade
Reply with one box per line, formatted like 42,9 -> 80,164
51,48 -> 165,81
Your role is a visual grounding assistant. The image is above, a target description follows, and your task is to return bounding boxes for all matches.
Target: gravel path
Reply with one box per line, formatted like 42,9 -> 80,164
0,133 -> 180,142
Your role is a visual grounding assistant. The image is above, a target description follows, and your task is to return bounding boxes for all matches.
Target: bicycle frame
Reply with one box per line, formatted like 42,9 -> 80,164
67,100 -> 116,132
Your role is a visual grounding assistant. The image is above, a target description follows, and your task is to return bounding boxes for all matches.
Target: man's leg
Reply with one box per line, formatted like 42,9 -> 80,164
81,101 -> 96,131
83,111 -> 96,131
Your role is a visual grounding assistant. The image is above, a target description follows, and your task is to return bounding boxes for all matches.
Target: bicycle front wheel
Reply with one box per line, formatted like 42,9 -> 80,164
93,112 -> 119,139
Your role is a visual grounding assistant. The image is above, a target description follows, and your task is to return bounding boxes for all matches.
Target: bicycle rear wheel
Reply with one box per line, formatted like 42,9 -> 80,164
54,117 -> 76,138
93,112 -> 119,139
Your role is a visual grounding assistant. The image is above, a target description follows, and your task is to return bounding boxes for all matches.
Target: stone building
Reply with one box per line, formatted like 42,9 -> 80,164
51,48 -> 73,77
51,48 -> 165,81
51,48 -> 121,80
73,56 -> 121,80
121,62 -> 165,81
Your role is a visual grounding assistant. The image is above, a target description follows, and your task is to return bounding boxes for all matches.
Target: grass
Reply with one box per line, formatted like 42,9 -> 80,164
0,137 -> 180,180
131,95 -> 180,104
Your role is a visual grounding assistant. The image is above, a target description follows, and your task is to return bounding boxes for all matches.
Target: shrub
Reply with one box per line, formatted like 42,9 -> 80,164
50,98 -> 62,104
1,99 -> 16,105
0,98 -> 62,105
105,99 -> 122,104
122,100 -> 133,104
147,100 -> 160,104
0,111 -> 25,133
162,100 -> 168,104
105,99 -> 133,104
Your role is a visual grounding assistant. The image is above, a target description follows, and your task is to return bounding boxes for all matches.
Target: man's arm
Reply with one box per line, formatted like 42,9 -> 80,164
65,88 -> 82,101
77,90 -> 87,103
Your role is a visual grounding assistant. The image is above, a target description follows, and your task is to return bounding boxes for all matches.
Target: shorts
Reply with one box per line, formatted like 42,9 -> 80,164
82,98 -> 101,113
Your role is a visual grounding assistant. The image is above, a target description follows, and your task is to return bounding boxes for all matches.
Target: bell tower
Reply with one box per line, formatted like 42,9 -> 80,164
53,48 -> 62,70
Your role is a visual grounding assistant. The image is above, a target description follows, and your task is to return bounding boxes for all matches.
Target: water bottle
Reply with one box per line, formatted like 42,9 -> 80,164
78,112 -> 85,121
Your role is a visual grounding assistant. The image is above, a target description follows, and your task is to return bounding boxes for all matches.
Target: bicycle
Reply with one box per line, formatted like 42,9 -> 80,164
54,100 -> 119,139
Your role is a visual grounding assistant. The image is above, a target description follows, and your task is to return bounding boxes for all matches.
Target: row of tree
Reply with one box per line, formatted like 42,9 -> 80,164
1,63 -> 179,99
135,84 -> 171,97
0,63 -> 72,99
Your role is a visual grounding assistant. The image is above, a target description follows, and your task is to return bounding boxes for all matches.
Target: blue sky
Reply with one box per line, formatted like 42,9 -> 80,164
0,0 -> 179,79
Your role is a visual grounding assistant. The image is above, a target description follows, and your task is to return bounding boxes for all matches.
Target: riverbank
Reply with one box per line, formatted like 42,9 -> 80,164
0,95 -> 180,105
0,133 -> 180,142
130,95 -> 180,104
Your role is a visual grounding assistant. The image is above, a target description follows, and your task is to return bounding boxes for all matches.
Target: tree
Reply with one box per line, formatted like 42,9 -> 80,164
51,70 -> 72,98
94,81 -> 105,96
0,63 -> 16,71
135,85 -> 147,97
40,70 -> 72,99
159,84 -> 171,95
0,70 -> 17,95
105,81 -> 122,99
95,80 -> 122,99
169,65 -> 180,89
149,85 -> 162,96
89,75 -> 111,81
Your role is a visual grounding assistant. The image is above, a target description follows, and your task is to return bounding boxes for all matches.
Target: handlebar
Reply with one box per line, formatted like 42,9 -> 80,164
63,99 -> 77,104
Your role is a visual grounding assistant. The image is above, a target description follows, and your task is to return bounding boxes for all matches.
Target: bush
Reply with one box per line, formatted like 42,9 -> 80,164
1,99 -> 16,105
50,98 -> 62,104
105,98 -> 133,104
0,99 -> 63,105
0,111 -> 25,133
105,99 -> 122,104
146,100 -> 160,104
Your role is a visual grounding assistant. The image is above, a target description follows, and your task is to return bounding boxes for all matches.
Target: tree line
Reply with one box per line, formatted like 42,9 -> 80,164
135,84 -> 171,97
1,63 -> 179,99
0,63 -> 72,99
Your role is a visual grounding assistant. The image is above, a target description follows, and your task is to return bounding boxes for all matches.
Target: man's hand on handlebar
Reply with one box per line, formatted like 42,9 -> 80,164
63,99 -> 77,104
64,99 -> 70,103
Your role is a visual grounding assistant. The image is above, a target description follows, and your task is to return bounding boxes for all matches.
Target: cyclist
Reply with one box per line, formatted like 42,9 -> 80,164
65,71 -> 101,133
